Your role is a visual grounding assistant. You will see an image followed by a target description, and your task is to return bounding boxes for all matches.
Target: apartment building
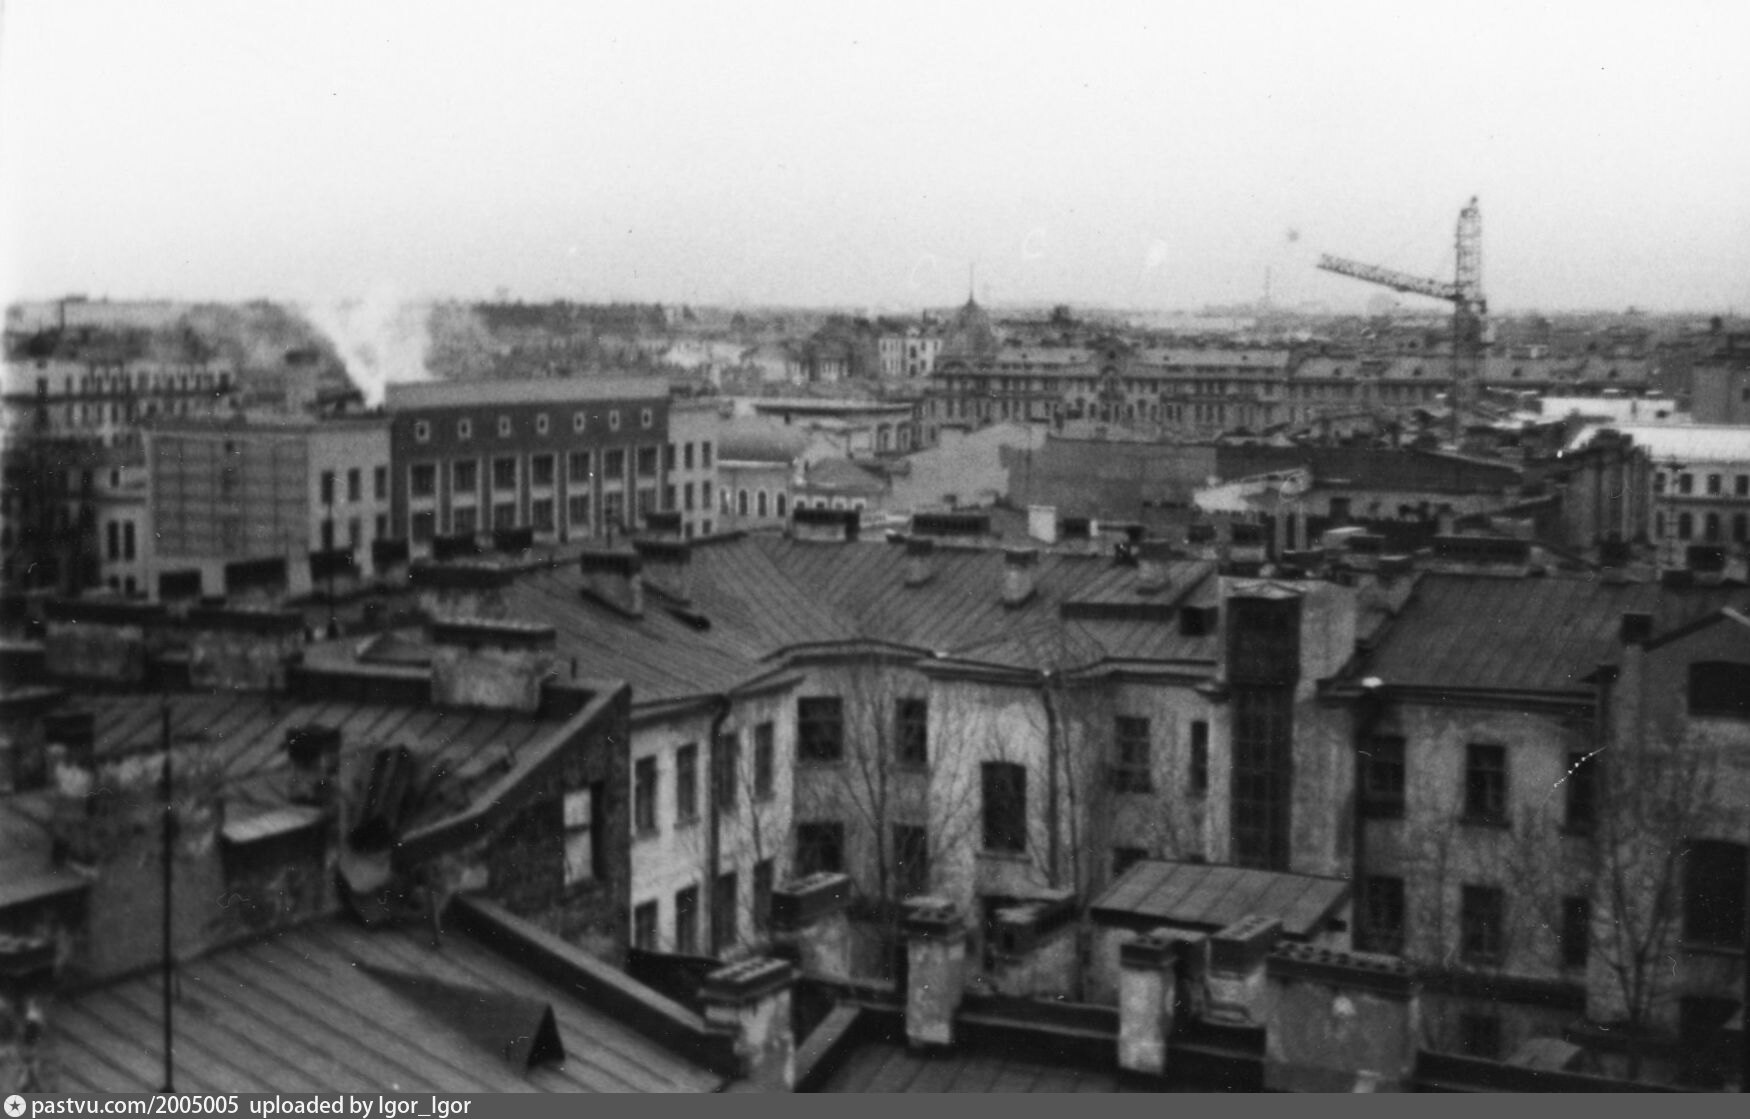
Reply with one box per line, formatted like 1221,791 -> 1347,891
385,376 -> 670,555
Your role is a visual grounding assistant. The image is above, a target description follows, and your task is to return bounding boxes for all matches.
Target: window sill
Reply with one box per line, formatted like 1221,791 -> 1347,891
1458,815 -> 1510,830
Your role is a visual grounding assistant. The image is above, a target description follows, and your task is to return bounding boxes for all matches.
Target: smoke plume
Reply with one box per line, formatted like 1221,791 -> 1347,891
300,286 -> 433,407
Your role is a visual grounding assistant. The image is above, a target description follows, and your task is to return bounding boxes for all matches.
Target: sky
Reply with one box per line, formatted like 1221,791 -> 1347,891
3,1 -> 1748,314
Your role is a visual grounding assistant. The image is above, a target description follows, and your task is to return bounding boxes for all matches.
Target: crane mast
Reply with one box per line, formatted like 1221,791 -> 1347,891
1316,196 -> 1487,444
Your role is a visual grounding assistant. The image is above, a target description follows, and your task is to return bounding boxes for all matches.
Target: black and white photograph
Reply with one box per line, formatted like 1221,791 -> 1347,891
2,0 -> 1749,1096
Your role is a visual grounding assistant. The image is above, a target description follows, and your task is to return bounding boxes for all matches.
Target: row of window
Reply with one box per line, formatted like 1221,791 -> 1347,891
1362,738 -> 1600,831
631,860 -> 776,956
411,407 -> 655,444
666,441 -> 713,473
1654,509 -> 1750,543
1110,716 -> 1211,796
1655,471 -> 1750,498
407,488 -> 657,543
36,370 -> 231,397
1359,840 -> 1748,961
409,448 -> 662,499
319,466 -> 389,506
795,697 -> 930,765
631,725 -> 778,836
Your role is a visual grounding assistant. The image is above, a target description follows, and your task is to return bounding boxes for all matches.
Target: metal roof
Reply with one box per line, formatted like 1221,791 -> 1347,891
46,917 -> 721,1093
1567,423 -> 1750,464
384,376 -> 664,410
821,1042 -> 1136,1093
1090,859 -> 1350,938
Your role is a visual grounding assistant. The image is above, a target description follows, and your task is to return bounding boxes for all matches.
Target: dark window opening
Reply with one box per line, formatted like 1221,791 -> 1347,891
1361,875 -> 1406,956
675,744 -> 698,825
981,762 -> 1027,854
1189,720 -> 1209,796
1111,716 -> 1152,793
1689,662 -> 1750,718
753,722 -> 775,800
893,824 -> 929,898
1460,884 -> 1505,964
1463,743 -> 1508,825
1564,751 -> 1597,835
896,698 -> 928,767
1362,735 -> 1406,818
633,756 -> 658,834
796,822 -> 845,876
1683,840 -> 1747,948
675,885 -> 699,956
1561,895 -> 1590,969
797,697 -> 845,762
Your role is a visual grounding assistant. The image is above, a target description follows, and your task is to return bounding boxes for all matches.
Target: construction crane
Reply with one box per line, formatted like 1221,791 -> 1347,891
1317,197 -> 1487,443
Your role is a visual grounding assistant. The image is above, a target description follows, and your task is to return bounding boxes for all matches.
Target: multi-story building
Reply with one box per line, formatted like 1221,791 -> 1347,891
666,399 -> 723,538
143,413 -> 391,600
1568,424 -> 1750,569
2,357 -> 237,451
384,377 -> 670,555
878,325 -> 943,380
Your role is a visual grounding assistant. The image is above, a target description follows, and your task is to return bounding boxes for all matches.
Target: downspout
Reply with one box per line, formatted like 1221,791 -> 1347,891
1039,670 -> 1061,889
1353,678 -> 1385,947
706,694 -> 732,957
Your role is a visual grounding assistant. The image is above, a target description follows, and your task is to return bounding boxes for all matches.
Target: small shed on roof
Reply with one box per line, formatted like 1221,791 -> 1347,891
1090,859 -> 1350,938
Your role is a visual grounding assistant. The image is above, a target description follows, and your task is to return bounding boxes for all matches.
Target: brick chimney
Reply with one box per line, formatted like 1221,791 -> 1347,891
1203,915 -> 1281,1026
642,510 -> 684,538
1263,943 -> 1419,1092
701,957 -> 797,1091
428,617 -> 561,713
770,872 -> 853,981
903,537 -> 936,587
1117,929 -> 1184,1077
42,599 -> 164,684
1001,547 -> 1039,608
184,607 -> 305,691
903,898 -> 967,1048
1135,540 -> 1175,595
985,889 -> 1076,998
634,538 -> 693,603
578,546 -> 644,618
793,507 -> 860,544
410,561 -> 514,621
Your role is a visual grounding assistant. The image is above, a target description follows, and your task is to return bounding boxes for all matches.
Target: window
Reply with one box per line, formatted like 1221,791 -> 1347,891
454,506 -> 478,535
777,494 -> 788,518
411,511 -> 436,542
604,449 -> 625,480
497,415 -> 512,438
1735,513 -> 1749,543
894,825 -> 929,898
701,441 -> 713,467
982,762 -> 1027,854
701,872 -> 739,959
1679,473 -> 1694,495
568,495 -> 590,530
532,454 -> 555,487
348,518 -> 361,548
1689,662 -> 1750,717
568,450 -> 592,483
1707,473 -> 1722,495
347,468 -> 361,502
796,822 -> 845,876
1458,1014 -> 1502,1060
634,757 -> 658,835
797,697 -> 844,762
1111,716 -> 1152,793
637,446 -> 659,478
1362,875 -> 1406,955
532,499 -> 554,532
1231,686 -> 1293,870
414,420 -> 430,443
453,459 -> 477,494
753,723 -> 775,800
1737,475 -> 1749,498
106,522 -> 119,561
896,699 -> 928,766
1112,846 -> 1148,880
493,502 -> 515,529
754,859 -> 775,932
1189,720 -> 1209,796
562,783 -> 605,885
320,470 -> 336,505
1561,896 -> 1590,969
1678,512 -> 1694,540
1460,884 -> 1505,964
1565,751 -> 1598,835
1463,743 -> 1507,825
374,466 -> 387,500
676,744 -> 698,824
603,492 -> 624,529
1706,512 -> 1722,541
493,457 -> 517,491
684,443 -> 695,470
674,885 -> 699,955
609,410 -> 622,431
1362,735 -> 1406,818
641,408 -> 654,429
456,417 -> 473,441
633,901 -> 658,951
714,731 -> 739,812
535,413 -> 549,435
410,464 -> 436,498
664,443 -> 677,472
1683,840 -> 1747,947
573,411 -> 587,433
684,483 -> 695,511
737,490 -> 749,516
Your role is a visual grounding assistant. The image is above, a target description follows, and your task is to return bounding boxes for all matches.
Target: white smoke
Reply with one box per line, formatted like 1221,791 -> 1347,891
300,285 -> 433,407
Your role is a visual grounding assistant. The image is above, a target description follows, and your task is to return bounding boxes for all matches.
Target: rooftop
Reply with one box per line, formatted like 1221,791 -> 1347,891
384,376 -> 666,411
1566,423 -> 1750,464
1091,859 -> 1350,938
48,916 -> 721,1093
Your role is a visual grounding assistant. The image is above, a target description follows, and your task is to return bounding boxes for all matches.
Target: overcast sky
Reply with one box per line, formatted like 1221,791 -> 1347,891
3,1 -> 1747,314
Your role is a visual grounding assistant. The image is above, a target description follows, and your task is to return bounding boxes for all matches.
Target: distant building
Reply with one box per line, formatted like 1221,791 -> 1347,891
2,356 -> 236,452
666,399 -> 724,538
1568,423 -> 1750,570
384,376 -> 670,555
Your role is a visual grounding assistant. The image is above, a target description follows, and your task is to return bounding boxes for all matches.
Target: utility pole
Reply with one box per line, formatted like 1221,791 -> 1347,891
159,699 -> 174,1094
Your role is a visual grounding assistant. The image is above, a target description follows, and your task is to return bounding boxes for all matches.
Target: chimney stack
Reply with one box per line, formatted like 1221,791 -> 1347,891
634,538 -> 693,603
1135,540 -> 1175,595
903,898 -> 967,1048
903,537 -> 936,587
1263,944 -> 1419,1092
579,547 -> 645,618
792,507 -> 860,544
770,872 -> 854,981
701,958 -> 797,1091
1001,547 -> 1038,607
1203,915 -> 1282,1027
428,617 -> 560,712
1027,505 -> 1059,544
643,510 -> 684,538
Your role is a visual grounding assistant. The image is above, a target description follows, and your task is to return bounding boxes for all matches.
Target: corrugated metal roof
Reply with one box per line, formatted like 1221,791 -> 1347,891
1091,859 -> 1349,938
47,918 -> 720,1092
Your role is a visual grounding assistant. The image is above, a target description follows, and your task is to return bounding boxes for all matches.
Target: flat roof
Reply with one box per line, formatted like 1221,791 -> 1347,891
385,375 -> 667,411
1091,859 -> 1350,938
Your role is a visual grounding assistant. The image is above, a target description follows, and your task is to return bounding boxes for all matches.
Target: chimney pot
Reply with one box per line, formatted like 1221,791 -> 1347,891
1001,547 -> 1038,607
904,537 -> 936,586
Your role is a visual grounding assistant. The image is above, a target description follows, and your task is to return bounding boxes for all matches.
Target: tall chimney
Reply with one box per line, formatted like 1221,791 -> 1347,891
634,538 -> 693,602
1002,547 -> 1038,607
904,537 -> 936,587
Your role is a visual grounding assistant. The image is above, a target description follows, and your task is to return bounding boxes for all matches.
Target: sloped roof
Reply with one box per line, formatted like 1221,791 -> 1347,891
1363,575 -> 1750,695
1091,858 -> 1350,938
1566,423 -> 1750,464
48,917 -> 720,1092
801,457 -> 886,495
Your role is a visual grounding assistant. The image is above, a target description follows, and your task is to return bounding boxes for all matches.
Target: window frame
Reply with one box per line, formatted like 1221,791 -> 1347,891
896,698 -> 928,767
1362,735 -> 1406,818
797,696 -> 845,762
1111,715 -> 1153,794
675,743 -> 698,826
1460,883 -> 1506,964
633,756 -> 658,836
1462,742 -> 1508,826
981,761 -> 1027,855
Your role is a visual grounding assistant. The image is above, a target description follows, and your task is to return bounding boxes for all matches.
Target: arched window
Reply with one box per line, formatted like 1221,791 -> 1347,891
756,491 -> 768,518
737,489 -> 749,516
1705,513 -> 1721,542
776,493 -> 788,517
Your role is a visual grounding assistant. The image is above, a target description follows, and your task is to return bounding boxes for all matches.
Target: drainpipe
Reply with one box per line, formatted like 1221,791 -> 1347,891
1353,677 -> 1385,948
1039,670 -> 1061,889
706,694 -> 732,957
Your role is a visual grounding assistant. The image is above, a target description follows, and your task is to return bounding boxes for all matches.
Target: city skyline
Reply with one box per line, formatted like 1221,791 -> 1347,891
3,2 -> 1748,315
